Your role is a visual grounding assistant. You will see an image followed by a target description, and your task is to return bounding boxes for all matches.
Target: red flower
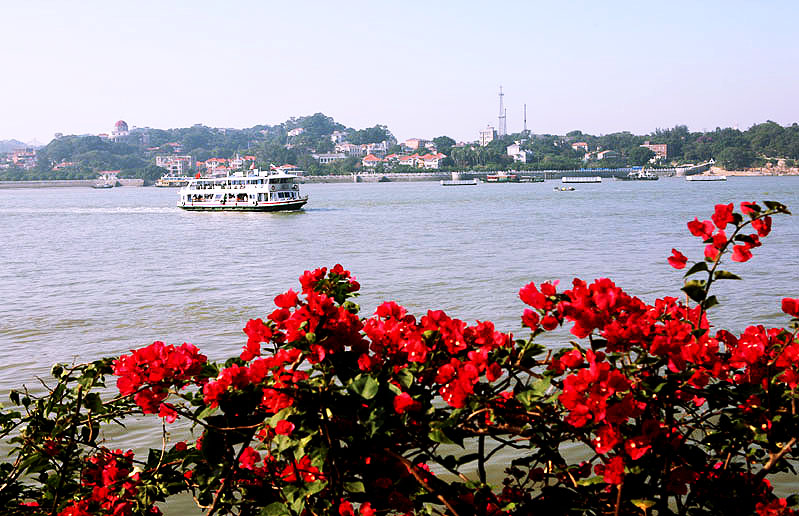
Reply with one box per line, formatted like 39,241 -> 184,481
274,289 -> 299,308
731,244 -> 753,262
704,244 -> 720,261
752,216 -> 772,237
541,315 -> 559,331
393,392 -> 421,414
782,298 -> 799,317
712,203 -> 734,229
668,248 -> 688,269
275,419 -> 295,435
741,201 -> 758,215
687,218 -> 715,239
594,456 -> 625,485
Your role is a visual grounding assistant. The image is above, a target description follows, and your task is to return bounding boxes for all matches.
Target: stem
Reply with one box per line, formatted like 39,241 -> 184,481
383,448 -> 462,516
477,435 -> 486,484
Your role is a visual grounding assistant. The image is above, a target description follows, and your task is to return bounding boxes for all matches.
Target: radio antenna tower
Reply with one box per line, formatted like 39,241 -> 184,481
498,86 -> 507,137
523,103 -> 527,134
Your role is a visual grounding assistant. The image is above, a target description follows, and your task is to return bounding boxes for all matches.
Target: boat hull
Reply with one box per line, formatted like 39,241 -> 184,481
178,198 -> 308,212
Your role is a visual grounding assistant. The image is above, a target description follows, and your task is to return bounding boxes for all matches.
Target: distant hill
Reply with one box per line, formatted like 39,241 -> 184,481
0,140 -> 27,153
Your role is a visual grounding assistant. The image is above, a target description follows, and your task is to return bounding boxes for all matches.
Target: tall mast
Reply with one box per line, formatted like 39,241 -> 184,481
498,86 -> 507,137
524,104 -> 527,134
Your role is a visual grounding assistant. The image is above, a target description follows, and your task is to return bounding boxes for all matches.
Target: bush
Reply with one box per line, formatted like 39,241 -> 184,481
2,201 -> 798,515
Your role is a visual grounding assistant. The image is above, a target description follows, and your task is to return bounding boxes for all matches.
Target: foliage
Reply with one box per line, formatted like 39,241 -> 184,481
3,202 -> 799,515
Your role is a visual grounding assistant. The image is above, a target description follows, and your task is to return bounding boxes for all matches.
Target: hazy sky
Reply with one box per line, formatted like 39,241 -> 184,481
2,0 -> 798,144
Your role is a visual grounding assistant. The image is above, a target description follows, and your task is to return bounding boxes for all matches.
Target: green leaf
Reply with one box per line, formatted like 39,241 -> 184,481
631,499 -> 656,510
195,404 -> 218,420
260,502 -> 290,516
344,481 -> 365,493
350,375 -> 379,400
764,200 -> 791,214
702,295 -> 719,310
683,261 -> 709,278
682,280 -> 707,303
396,368 -> 414,389
714,270 -> 742,280
577,476 -> 604,486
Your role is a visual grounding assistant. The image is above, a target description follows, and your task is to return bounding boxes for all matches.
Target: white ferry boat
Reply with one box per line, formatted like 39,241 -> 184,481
155,176 -> 193,187
177,170 -> 308,211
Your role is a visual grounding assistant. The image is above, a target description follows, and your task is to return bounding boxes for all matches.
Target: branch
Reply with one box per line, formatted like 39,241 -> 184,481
382,448 -> 462,516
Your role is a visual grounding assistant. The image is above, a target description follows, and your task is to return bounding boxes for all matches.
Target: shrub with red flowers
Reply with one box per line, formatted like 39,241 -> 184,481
2,203 -> 799,515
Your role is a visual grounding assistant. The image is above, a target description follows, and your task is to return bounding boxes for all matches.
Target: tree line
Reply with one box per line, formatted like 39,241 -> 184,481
2,118 -> 798,181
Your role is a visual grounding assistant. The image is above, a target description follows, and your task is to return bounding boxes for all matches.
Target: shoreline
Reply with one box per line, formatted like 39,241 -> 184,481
3,169 -> 799,189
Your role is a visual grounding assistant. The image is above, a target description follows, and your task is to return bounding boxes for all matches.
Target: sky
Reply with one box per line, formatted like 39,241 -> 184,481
2,0 -> 798,144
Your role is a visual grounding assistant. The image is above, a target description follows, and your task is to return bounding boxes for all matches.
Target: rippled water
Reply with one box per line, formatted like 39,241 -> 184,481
1,177 -> 798,508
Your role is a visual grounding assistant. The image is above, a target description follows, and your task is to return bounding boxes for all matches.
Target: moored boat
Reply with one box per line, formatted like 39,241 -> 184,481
563,176 -> 601,183
618,169 -> 659,181
485,172 -> 520,183
155,176 -> 193,187
178,170 -> 308,211
686,174 -> 727,181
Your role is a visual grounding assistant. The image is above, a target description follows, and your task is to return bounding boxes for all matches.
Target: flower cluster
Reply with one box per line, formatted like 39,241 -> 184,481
58,449 -> 160,516
113,341 -> 207,421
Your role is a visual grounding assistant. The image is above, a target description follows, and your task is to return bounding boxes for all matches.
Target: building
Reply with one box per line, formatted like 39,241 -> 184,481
335,143 -> 365,157
312,153 -> 347,164
640,141 -> 669,159
155,155 -> 193,175
403,138 -> 426,151
597,150 -> 619,160
479,126 -> 496,146
11,148 -> 37,169
421,152 -> 446,169
330,131 -> 347,144
111,120 -> 129,142
571,142 -> 589,152
361,154 -> 383,168
506,143 -> 532,163
287,127 -> 305,137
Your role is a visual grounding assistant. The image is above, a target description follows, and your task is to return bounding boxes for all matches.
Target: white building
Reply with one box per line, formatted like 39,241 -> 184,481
155,155 -> 193,175
479,126 -> 496,146
312,153 -> 347,164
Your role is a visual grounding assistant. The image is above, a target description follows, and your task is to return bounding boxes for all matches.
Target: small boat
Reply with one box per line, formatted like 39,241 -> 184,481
178,169 -> 308,211
686,174 -> 727,181
486,172 -> 520,183
441,179 -> 478,186
155,176 -> 193,187
562,176 -> 601,183
554,186 -> 575,191
519,176 -> 545,183
618,169 -> 659,181
91,182 -> 114,189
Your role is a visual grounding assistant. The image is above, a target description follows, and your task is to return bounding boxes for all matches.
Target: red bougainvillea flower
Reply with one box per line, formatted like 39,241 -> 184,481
275,419 -> 295,435
712,203 -> 734,229
741,201 -> 758,215
704,244 -> 720,261
731,244 -> 753,262
782,298 -> 799,317
668,248 -> 688,269
752,216 -> 773,237
687,217 -> 715,240
594,456 -> 625,485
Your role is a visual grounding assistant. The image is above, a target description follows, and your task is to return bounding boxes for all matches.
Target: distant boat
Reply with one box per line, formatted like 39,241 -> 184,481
155,175 -> 193,187
441,179 -> 478,186
686,174 -> 727,181
486,172 -> 520,183
618,169 -> 659,181
563,176 -> 601,183
91,181 -> 114,189
554,186 -> 576,191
